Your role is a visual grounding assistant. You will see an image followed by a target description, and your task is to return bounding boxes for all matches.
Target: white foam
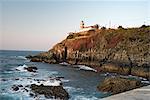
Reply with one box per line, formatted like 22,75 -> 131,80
42,79 -> 61,86
16,64 -> 28,72
141,81 -> 150,84
139,77 -> 147,81
29,79 -> 62,86
78,65 -> 97,72
17,56 -> 27,60
59,62 -> 70,66
64,86 -> 77,93
13,77 -> 62,86
61,79 -> 70,82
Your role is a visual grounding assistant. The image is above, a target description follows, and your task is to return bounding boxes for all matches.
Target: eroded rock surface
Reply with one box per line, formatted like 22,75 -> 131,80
97,77 -> 143,94
30,84 -> 69,100
27,26 -> 150,78
24,66 -> 38,72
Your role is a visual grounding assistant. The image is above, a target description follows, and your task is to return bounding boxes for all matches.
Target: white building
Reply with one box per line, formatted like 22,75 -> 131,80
79,21 -> 99,32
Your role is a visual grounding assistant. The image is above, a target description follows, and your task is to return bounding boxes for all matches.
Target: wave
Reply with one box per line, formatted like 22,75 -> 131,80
12,77 -> 62,87
77,65 -> 97,72
42,79 -> 61,86
9,56 -> 27,60
64,86 -> 78,93
49,71 -> 59,76
28,78 -> 62,86
141,81 -> 150,84
17,56 -> 27,60
15,64 -> 28,72
64,86 -> 83,93
61,79 -> 70,82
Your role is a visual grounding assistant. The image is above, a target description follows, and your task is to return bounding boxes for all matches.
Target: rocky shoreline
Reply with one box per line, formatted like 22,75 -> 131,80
97,77 -> 144,94
26,55 -> 150,81
26,55 -> 150,96
12,64 -> 70,99
10,79 -> 69,100
26,25 -> 150,97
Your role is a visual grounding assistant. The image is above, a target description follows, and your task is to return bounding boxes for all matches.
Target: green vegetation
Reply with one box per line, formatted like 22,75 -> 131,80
66,34 -> 74,39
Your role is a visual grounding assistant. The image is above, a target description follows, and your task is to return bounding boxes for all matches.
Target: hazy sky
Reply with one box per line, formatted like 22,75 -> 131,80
0,0 -> 150,51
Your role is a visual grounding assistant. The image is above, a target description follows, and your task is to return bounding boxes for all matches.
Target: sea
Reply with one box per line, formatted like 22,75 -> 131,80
0,50 -> 111,100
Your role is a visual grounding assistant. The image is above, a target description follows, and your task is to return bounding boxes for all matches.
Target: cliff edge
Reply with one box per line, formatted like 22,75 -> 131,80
28,25 -> 150,79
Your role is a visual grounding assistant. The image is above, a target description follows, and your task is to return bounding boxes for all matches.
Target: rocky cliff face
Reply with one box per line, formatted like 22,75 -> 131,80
97,77 -> 143,94
30,25 -> 150,78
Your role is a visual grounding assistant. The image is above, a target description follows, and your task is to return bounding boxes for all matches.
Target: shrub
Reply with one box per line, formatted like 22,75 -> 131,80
140,25 -> 149,28
95,24 -> 99,29
118,26 -> 124,29
101,27 -> 106,30
67,34 -> 74,39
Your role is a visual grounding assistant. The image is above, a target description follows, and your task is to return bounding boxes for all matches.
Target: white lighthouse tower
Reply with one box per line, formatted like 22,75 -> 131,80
80,21 -> 84,29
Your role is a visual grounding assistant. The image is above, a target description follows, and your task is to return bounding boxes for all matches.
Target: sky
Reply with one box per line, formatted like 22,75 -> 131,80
0,0 -> 150,51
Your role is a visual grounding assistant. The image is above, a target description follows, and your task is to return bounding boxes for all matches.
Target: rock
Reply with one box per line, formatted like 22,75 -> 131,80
29,93 -> 34,97
27,77 -> 32,79
55,76 -> 64,80
2,88 -> 5,91
25,85 -> 30,88
97,77 -> 142,94
33,26 -> 150,78
30,58 -> 42,62
18,85 -> 23,87
24,66 -> 38,72
15,78 -> 19,80
1,78 -> 7,81
12,85 -> 19,91
24,88 -> 28,92
30,84 -> 69,100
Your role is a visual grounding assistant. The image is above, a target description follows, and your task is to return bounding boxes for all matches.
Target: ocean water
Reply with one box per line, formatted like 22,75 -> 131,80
0,50 -> 110,100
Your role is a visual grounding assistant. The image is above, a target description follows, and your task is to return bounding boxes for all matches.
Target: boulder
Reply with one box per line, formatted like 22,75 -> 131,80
12,85 -> 19,91
29,93 -> 34,97
24,66 -> 38,72
26,55 -> 33,59
30,84 -> 69,100
18,85 -> 23,87
1,78 -> 7,81
97,77 -> 142,94
30,58 -> 42,62
15,78 -> 19,80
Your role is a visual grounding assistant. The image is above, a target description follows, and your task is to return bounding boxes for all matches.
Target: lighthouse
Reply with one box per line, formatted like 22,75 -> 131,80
80,21 -> 84,29
79,21 -> 99,32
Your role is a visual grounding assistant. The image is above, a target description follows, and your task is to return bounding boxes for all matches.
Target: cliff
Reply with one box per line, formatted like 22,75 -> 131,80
28,25 -> 150,79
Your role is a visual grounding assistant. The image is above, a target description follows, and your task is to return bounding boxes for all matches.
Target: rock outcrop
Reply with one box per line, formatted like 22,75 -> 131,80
24,66 -> 38,72
12,85 -> 19,91
27,25 -> 150,79
30,84 -> 69,100
97,77 -> 143,94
